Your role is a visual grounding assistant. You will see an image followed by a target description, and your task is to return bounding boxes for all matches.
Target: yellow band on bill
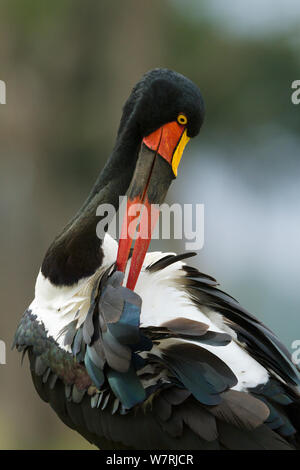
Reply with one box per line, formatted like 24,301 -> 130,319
172,129 -> 190,177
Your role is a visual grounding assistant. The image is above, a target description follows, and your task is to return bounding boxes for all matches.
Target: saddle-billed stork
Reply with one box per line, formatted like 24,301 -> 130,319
14,69 -> 300,450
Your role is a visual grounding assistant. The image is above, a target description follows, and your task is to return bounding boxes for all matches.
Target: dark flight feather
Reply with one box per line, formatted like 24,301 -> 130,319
161,317 -> 209,336
162,386 -> 191,406
159,342 -> 237,405
152,395 -> 172,421
102,329 -> 132,373
179,402 -> 218,442
209,390 -> 270,430
182,266 -> 300,388
146,252 -> 197,272
84,352 -> 105,390
107,364 -> 146,409
218,421 -> 293,450
34,355 -> 48,376
72,327 -> 83,357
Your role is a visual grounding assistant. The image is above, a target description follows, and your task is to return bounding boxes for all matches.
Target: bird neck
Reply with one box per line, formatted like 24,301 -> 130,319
41,124 -> 141,286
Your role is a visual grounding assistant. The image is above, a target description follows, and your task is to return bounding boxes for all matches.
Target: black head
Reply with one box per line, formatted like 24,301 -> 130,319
116,69 -> 205,290
118,68 -> 205,140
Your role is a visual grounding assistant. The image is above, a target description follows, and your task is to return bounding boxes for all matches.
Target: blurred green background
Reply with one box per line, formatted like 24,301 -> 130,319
0,0 -> 299,449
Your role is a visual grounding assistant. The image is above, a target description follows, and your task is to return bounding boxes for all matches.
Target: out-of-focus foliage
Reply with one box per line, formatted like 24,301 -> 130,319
0,0 -> 299,449
164,6 -> 300,136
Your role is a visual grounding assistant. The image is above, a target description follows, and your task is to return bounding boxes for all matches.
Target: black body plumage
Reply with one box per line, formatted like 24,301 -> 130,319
14,253 -> 300,449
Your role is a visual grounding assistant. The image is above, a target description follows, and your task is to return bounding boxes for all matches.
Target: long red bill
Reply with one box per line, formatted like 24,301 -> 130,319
116,119 -> 189,290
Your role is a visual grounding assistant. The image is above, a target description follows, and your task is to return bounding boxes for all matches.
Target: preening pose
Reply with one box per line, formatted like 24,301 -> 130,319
14,69 -> 300,450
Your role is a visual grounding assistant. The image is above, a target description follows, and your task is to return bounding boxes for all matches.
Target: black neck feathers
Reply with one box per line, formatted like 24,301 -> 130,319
41,122 -> 141,286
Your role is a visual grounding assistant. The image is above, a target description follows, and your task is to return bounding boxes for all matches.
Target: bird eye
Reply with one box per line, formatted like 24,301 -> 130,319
177,114 -> 188,125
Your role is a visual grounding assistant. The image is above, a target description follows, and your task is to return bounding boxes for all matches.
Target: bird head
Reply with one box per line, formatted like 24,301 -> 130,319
116,68 -> 205,290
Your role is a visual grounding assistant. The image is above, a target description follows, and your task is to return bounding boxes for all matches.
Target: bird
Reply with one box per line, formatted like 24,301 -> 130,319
14,68 -> 300,450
